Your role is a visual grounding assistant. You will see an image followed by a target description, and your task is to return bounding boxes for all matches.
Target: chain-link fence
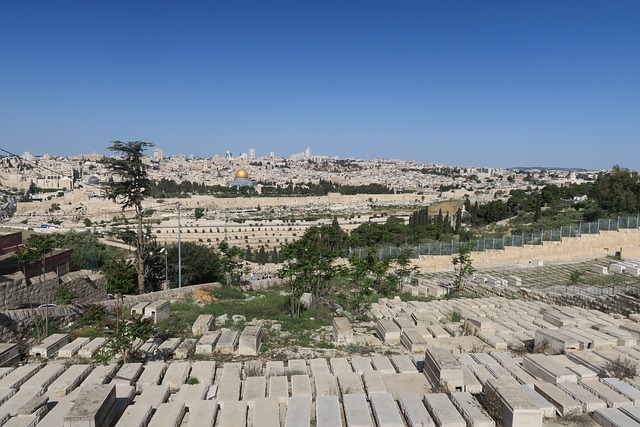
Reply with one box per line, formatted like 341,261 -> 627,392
348,214 -> 640,259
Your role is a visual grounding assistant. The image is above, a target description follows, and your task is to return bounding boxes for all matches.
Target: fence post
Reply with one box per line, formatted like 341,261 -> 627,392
617,216 -> 620,230
608,218 -> 611,231
560,226 -> 563,239
569,225 -> 572,237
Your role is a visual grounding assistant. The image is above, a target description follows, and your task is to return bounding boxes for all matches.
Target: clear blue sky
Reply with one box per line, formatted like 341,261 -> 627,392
1,1 -> 639,169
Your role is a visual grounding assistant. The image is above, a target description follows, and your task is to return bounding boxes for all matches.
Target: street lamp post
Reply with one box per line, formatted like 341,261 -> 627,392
159,247 -> 168,288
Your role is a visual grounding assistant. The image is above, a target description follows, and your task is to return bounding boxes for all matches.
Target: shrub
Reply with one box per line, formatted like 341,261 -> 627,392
604,356 -> 638,379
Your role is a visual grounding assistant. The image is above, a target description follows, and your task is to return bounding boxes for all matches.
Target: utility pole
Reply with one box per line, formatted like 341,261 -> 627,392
177,202 -> 182,288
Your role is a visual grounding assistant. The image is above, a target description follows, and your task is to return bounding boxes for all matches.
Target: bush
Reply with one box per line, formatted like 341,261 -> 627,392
604,356 -> 638,379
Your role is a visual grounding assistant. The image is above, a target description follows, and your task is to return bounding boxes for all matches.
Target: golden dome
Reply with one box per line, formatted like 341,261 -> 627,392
235,169 -> 249,179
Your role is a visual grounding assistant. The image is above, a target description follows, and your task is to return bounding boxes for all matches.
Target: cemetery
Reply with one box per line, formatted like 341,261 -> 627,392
0,289 -> 637,426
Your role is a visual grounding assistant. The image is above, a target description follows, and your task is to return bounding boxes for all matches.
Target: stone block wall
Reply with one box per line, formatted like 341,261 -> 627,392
0,270 -> 107,311
414,228 -> 640,272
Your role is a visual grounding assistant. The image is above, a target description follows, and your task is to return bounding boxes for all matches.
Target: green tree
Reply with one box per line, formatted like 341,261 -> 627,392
218,241 -> 245,286
170,242 -> 221,286
451,244 -> 475,296
594,165 -> 640,214
100,140 -> 154,294
94,315 -> 152,364
279,225 -> 347,317
194,207 -> 205,220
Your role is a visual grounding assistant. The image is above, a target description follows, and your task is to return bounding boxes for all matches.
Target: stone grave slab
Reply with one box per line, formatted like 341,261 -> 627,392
377,320 -> 401,344
135,384 -> 170,409
397,392 -> 435,427
48,364 -> 92,398
309,358 -> 330,377
115,403 -> 152,427
218,400 -> 247,427
221,362 -> 242,380
62,383 -> 116,427
314,372 -> 338,397
423,393 -> 466,427
351,356 -> 374,374
172,383 -> 209,407
602,377 -> 640,404
579,379 -> 632,408
362,370 -> 387,397
162,361 -> 190,392
217,377 -> 241,402
266,361 -> 285,377
330,358 -> 352,375
593,408 -> 637,427
243,376 -> 266,401
0,364 -> 42,389
401,330 -> 428,353
533,382 -> 581,417
253,397 -> 280,427
112,363 -> 143,386
556,381 -> 607,412
291,375 -> 311,399
186,400 -> 218,427
136,362 -> 167,392
82,363 -> 118,386
316,395 -> 341,427
381,373 -> 429,399
30,334 -> 70,358
370,392 -> 404,427
371,356 -> 395,374
333,317 -> 353,344
285,396 -> 311,427
518,385 -> 556,418
58,337 -> 90,358
287,360 -> 308,376
215,329 -> 239,354
191,314 -> 214,336
189,361 -> 216,385
450,391 -> 495,427
173,338 -> 195,360
149,402 -> 186,427
21,363 -> 65,391
338,372 -> 365,396
78,338 -> 106,359
391,355 -> 418,373
195,331 -> 221,355
343,393 -> 374,427
238,326 -> 263,356
269,375 -> 289,401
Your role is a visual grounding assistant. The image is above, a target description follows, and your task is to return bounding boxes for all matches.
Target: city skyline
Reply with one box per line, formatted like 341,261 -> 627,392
1,1 -> 639,170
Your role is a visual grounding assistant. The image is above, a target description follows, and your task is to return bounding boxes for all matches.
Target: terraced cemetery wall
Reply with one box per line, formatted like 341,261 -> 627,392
0,270 -> 106,311
415,228 -> 640,272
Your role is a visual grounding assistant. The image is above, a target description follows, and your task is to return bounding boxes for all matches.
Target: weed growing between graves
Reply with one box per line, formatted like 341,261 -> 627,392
155,288 -> 333,352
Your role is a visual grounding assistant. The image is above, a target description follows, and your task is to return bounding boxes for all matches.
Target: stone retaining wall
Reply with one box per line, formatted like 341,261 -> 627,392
415,228 -> 640,272
0,270 -> 107,311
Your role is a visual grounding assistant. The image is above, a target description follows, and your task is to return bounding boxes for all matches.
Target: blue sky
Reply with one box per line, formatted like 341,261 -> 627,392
1,1 -> 639,169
